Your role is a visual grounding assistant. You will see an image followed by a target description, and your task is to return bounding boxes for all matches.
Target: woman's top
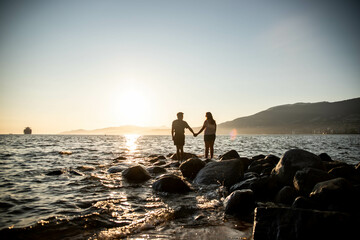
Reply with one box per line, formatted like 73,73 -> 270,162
204,120 -> 216,135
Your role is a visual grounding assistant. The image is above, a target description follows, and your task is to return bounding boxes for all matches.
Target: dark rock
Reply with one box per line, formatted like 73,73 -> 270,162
108,166 -> 126,173
114,156 -> 127,160
170,152 -> 197,160
224,189 -> 255,216
252,154 -> 266,161
147,166 -> 167,175
243,172 -> 260,180
275,186 -> 298,205
293,168 -> 332,195
69,170 -> 83,176
46,170 -> 64,176
230,175 -> 280,201
264,154 -> 280,165
328,165 -> 360,184
272,149 -> 324,185
309,177 -> 357,212
292,196 -> 314,209
355,162 -> 360,172
219,150 -> 240,160
322,160 -> 347,171
230,177 -> 258,192
253,207 -> 355,240
180,158 -> 206,179
152,174 -> 191,193
122,165 -> 151,182
193,159 -> 244,188
154,160 -> 167,166
319,153 -> 332,162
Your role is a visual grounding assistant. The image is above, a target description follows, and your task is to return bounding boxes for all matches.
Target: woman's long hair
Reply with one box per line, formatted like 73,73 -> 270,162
206,112 -> 216,125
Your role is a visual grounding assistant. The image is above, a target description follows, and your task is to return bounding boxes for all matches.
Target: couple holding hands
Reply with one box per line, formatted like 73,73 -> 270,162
171,112 -> 216,161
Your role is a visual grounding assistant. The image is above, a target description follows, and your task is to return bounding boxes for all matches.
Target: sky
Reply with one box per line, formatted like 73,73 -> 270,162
0,0 -> 359,134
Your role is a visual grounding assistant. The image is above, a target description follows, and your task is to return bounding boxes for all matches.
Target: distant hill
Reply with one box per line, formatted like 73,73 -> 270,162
218,98 -> 360,134
61,125 -> 170,135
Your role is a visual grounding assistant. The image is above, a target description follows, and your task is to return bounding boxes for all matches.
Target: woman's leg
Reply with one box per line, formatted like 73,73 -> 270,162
205,141 -> 210,159
209,140 -> 215,159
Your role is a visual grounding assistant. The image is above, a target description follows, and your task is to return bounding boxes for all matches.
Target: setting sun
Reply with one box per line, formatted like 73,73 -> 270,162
111,87 -> 151,126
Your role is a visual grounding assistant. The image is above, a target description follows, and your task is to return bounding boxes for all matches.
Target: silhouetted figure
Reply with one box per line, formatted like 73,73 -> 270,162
195,112 -> 216,159
172,112 -> 195,162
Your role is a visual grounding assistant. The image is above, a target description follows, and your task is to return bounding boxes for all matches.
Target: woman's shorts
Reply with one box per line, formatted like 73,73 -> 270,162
204,134 -> 216,142
173,134 -> 185,146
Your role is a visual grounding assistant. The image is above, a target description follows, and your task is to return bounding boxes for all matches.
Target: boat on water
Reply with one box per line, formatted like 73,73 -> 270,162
24,127 -> 32,134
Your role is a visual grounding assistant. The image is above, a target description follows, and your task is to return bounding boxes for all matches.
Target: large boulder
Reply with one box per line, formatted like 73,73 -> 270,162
272,149 -> 324,185
193,159 -> 244,188
253,207 -> 355,240
224,189 -> 255,216
219,150 -> 240,160
122,165 -> 151,182
328,165 -> 360,184
293,168 -> 332,195
152,174 -> 191,193
230,175 -> 280,201
147,166 -> 167,175
180,158 -> 206,179
309,177 -> 357,212
170,152 -> 197,160
275,186 -> 298,205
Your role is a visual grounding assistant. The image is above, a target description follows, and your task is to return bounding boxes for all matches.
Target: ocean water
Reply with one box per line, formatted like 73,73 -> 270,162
0,134 -> 359,239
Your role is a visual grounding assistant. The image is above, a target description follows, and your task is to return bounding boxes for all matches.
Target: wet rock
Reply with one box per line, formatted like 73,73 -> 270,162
194,159 -> 244,188
224,189 -> 255,216
147,166 -> 167,175
122,165 -> 151,182
46,170 -> 64,176
219,150 -> 240,161
319,153 -> 332,162
154,160 -> 167,166
275,186 -> 297,205
180,158 -> 206,179
69,170 -> 83,176
152,174 -> 191,193
108,166 -> 126,173
309,177 -> 357,212
328,165 -> 360,184
170,152 -> 197,160
114,156 -> 127,161
293,168 -> 332,195
272,149 -> 324,185
253,206 -> 355,240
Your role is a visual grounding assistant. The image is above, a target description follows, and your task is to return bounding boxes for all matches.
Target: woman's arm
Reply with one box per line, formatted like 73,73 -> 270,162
195,121 -> 206,136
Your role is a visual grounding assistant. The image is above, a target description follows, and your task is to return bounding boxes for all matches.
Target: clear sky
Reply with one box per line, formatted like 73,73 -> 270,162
1,0 -> 359,134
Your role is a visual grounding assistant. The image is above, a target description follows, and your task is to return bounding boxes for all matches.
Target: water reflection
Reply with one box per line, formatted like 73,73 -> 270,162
124,134 -> 140,153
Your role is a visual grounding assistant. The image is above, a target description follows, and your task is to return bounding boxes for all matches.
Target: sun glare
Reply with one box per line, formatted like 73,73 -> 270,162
112,87 -> 151,126
125,134 -> 140,153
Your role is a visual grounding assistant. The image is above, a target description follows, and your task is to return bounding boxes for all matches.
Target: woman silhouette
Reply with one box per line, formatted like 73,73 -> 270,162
195,112 -> 217,159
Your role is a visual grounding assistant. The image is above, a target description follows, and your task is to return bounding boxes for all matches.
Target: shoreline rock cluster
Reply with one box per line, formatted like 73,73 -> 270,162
118,148 -> 360,239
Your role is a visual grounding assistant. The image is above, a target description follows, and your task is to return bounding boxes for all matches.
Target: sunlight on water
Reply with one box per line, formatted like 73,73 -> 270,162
125,134 -> 140,153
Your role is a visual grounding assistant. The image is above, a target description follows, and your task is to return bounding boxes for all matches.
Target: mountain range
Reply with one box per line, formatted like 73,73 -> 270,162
61,97 -> 360,135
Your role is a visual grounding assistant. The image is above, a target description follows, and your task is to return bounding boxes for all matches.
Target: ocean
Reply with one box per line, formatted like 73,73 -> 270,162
0,134 -> 359,239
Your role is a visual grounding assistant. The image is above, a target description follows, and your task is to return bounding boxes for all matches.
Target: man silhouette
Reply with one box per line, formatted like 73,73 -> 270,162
171,112 -> 195,162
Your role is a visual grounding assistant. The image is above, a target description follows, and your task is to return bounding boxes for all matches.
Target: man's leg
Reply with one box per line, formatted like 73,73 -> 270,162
176,146 -> 181,161
179,145 -> 184,162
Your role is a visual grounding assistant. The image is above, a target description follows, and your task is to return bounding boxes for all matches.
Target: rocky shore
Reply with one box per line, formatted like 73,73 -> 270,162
120,148 -> 360,240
